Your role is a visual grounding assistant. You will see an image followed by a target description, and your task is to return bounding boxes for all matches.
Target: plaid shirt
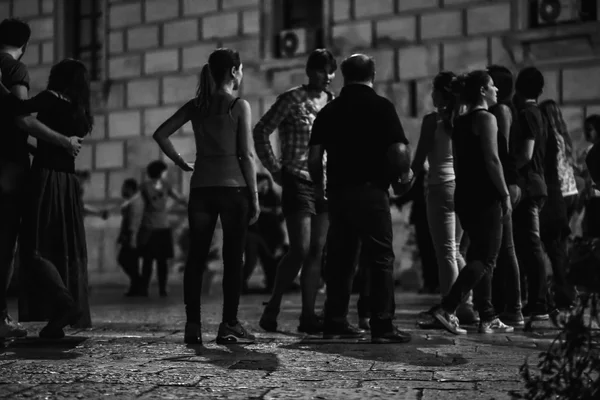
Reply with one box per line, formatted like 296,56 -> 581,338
254,85 -> 333,181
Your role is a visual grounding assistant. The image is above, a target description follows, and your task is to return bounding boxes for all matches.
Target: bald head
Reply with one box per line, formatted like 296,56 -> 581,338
340,53 -> 375,85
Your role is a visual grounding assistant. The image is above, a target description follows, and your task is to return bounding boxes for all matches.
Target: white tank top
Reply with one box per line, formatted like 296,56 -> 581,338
427,119 -> 455,185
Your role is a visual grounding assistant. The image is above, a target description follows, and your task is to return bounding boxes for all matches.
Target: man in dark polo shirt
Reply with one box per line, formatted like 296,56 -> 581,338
0,18 -> 82,339
308,54 -> 412,343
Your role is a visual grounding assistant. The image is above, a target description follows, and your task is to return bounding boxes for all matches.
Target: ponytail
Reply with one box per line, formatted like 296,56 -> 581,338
195,63 -> 215,110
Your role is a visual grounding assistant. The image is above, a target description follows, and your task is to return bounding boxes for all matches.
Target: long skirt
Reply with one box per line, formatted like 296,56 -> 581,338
18,166 -> 91,328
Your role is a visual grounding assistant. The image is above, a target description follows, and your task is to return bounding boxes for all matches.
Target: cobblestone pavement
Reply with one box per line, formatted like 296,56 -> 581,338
0,282 -> 559,399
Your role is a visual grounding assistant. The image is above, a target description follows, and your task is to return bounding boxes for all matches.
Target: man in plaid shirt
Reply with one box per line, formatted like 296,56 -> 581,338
254,49 -> 337,334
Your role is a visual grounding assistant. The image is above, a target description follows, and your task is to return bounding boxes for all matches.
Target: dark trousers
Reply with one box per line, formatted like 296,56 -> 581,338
355,246 -> 371,319
513,196 -> 549,311
492,216 -> 522,314
142,256 -> 168,293
243,231 -> 277,291
443,202 -> 503,322
184,187 -> 250,324
118,246 -> 140,290
0,160 -> 27,319
324,184 -> 395,335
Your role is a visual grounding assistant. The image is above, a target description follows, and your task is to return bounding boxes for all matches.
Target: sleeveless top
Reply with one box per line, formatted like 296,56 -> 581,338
452,109 -> 503,212
427,116 -> 455,185
189,96 -> 246,188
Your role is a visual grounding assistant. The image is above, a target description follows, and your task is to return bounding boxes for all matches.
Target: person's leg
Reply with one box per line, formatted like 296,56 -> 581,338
118,246 -> 140,295
156,257 -> 168,296
140,256 -> 154,296
242,232 -> 261,291
496,216 -> 523,323
541,227 -> 577,309
300,210 -> 328,320
414,219 -> 439,293
0,191 -> 22,329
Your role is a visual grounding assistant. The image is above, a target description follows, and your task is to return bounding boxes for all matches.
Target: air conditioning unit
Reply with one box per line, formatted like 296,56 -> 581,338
278,28 -> 307,58
536,0 -> 597,26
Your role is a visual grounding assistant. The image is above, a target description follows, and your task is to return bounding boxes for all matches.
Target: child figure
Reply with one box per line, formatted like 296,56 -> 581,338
117,178 -> 144,297
138,160 -> 187,297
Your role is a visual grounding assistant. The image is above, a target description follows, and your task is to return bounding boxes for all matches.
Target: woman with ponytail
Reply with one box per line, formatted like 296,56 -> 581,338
430,70 -> 514,335
152,48 -> 259,345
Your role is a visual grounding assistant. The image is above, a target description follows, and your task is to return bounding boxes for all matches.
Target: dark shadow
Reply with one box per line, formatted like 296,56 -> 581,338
280,334 -> 469,367
161,343 -> 281,372
0,336 -> 87,360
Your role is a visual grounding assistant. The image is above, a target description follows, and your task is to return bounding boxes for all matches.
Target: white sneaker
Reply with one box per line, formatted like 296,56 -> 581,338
0,315 -> 27,338
478,318 -> 514,334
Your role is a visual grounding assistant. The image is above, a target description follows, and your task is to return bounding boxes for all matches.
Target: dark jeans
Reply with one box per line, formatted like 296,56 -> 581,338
492,216 -> 522,314
324,184 -> 395,335
243,231 -> 277,291
118,246 -> 140,290
513,196 -> 549,311
142,257 -> 168,293
442,202 -> 503,322
184,187 -> 250,324
0,160 -> 27,319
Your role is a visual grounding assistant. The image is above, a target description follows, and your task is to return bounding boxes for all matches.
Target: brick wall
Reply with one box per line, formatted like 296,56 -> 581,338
3,0 -> 600,283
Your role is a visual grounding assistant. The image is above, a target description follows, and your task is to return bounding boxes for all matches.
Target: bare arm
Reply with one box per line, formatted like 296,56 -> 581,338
152,101 -> 193,170
234,99 -> 259,197
410,113 -> 437,176
516,140 -> 534,168
478,112 -> 510,198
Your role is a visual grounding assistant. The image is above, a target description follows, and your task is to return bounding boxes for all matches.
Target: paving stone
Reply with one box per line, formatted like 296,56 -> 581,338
433,368 -> 521,382
265,387 -> 420,399
421,389 -> 513,400
361,379 -> 474,390
12,383 -> 154,399
140,386 -> 267,399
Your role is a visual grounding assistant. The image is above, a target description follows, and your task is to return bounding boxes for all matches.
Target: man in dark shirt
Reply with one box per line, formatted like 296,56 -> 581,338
0,18 -> 82,339
511,66 -> 551,320
308,54 -> 412,343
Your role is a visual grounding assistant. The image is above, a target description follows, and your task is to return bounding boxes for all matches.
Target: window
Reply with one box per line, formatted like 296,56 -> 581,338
69,0 -> 104,81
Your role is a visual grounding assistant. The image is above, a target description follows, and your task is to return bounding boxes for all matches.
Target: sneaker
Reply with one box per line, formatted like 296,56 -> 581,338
184,322 -> 202,345
432,307 -> 467,335
416,310 -> 444,329
522,305 -> 549,321
456,303 -> 480,325
298,313 -> 324,334
371,327 -> 412,344
358,317 -> 370,331
216,321 -> 256,345
478,318 -> 514,334
500,311 -> 525,327
323,322 -> 366,339
0,316 -> 27,339
259,306 -> 279,332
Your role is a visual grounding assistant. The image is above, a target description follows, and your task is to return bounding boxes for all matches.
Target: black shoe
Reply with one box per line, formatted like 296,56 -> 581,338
371,327 -> 412,344
184,322 -> 202,345
39,325 -> 65,339
323,323 -> 366,339
216,321 -> 256,345
522,304 -> 549,321
259,306 -> 279,332
298,314 -> 324,334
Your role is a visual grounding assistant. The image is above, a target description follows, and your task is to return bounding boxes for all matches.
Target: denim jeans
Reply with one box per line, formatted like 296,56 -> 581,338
324,184 -> 395,335
184,187 -> 250,324
513,196 -> 550,311
492,216 -> 522,314
442,202 -> 503,322
426,180 -> 465,296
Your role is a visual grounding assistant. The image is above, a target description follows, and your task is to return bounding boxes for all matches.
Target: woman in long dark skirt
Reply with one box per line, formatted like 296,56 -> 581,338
0,59 -> 93,338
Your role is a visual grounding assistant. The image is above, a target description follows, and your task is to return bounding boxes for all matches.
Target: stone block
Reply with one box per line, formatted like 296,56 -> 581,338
243,10 -> 260,35
443,38 -> 488,72
562,66 -> 600,102
144,50 -> 180,74
29,17 -> 53,40
92,115 -> 106,138
375,82 -> 411,116
416,78 -> 435,115
240,68 -> 271,97
145,0 -> 180,22
13,0 -> 39,17
83,171 -> 107,201
398,45 -> 440,80
42,42 -> 53,64
28,66 -> 51,90
95,141 -> 125,169
41,0 -> 53,14
202,12 -> 239,39
108,169 -> 139,199
106,82 -> 125,109
182,42 -> 218,71
109,31 -> 124,54
222,0 -> 259,9
171,136 -> 197,160
539,69 -> 559,103
467,2 -> 511,35
398,0 -> 440,12
222,37 -> 260,65
586,105 -> 600,117
109,55 -> 142,79
163,75 -> 197,104
109,2 -> 141,28
183,0 -> 218,15
164,19 -> 199,46
444,0 -> 482,5
126,137 -> 161,168
182,121 -> 194,134
127,25 -> 159,50
355,0 -> 394,18
489,36 -> 524,67
0,2 -> 10,18
127,79 -> 160,107
372,49 -> 395,82
561,106 -> 585,144
376,16 -> 417,45
108,111 -> 142,138
143,106 -> 179,135
21,43 -> 40,66
332,21 -> 372,52
75,143 -> 93,171
272,68 -> 305,93
333,0 -> 351,22
421,10 -> 462,40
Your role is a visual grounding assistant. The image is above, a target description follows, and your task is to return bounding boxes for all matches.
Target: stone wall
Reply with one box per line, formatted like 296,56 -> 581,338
2,0 -> 600,285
